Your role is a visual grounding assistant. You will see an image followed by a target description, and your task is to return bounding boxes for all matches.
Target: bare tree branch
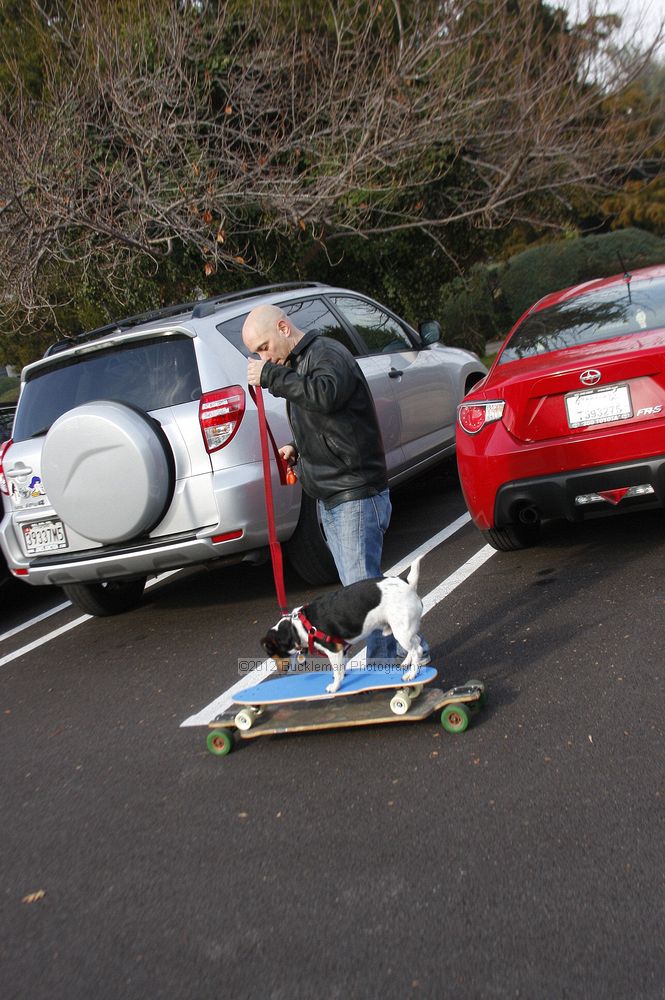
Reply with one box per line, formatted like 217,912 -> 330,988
0,0 -> 662,324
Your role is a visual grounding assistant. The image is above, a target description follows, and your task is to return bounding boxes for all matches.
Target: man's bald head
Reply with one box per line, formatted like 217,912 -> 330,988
242,305 -> 303,365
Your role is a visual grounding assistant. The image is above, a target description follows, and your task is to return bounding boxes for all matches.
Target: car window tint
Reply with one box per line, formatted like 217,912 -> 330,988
216,313 -> 249,355
329,296 -> 414,354
217,298 -> 360,357
284,298 -> 360,355
500,278 -> 665,363
12,336 -> 200,442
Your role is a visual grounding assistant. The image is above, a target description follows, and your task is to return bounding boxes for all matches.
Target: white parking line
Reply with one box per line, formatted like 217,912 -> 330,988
0,570 -> 181,668
0,613 -> 92,666
0,601 -> 72,644
180,513 -> 495,728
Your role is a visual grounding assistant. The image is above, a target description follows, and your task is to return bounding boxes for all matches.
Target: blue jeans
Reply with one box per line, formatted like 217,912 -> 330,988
318,490 -> 429,665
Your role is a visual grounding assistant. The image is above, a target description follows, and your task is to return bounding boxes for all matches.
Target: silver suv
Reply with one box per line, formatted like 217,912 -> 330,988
0,283 -> 486,615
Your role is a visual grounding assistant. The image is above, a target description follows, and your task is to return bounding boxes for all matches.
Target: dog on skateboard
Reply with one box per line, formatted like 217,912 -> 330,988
260,558 -> 428,694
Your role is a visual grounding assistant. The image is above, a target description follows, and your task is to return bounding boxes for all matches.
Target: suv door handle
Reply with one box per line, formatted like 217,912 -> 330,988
388,368 -> 403,379
6,463 -> 33,478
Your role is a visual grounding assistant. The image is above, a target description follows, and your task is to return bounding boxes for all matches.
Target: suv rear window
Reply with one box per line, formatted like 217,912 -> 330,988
13,335 -> 200,442
500,277 -> 665,363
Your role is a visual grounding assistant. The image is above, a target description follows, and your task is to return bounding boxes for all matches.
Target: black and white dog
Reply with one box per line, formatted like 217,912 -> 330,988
261,558 -> 427,694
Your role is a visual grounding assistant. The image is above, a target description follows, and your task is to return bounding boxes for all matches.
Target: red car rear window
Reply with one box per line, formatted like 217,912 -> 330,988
500,277 -> 665,364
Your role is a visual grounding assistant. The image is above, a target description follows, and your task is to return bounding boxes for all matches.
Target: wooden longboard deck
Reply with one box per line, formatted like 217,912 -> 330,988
233,665 -> 438,706
210,684 -> 483,741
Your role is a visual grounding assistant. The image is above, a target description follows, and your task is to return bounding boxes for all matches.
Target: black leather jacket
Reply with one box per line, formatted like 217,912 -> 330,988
260,332 -> 388,508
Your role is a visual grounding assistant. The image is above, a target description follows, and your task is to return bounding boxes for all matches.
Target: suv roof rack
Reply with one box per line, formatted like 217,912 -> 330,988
190,282 -> 330,319
43,301 -> 202,358
43,282 -> 330,357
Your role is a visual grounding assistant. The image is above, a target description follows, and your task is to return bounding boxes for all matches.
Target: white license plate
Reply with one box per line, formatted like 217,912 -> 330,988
565,384 -> 632,428
22,519 -> 68,555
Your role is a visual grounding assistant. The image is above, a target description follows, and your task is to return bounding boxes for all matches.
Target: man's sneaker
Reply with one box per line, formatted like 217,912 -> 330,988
414,651 -> 432,668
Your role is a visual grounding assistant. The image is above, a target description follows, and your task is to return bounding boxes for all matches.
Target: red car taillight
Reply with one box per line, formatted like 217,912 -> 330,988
0,438 -> 12,495
199,387 -> 245,453
457,401 -> 505,435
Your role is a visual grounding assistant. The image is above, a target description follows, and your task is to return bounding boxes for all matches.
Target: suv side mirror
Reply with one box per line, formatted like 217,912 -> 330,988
419,320 -> 442,345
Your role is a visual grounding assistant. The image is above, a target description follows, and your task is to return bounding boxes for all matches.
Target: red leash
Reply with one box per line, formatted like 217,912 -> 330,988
250,385 -> 292,616
250,389 -> 346,655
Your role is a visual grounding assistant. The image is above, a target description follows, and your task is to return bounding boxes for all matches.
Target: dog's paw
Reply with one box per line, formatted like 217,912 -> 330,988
401,665 -> 418,682
325,682 -> 340,694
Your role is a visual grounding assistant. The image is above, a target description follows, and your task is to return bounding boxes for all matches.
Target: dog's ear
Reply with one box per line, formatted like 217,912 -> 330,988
261,619 -> 299,657
261,632 -> 280,656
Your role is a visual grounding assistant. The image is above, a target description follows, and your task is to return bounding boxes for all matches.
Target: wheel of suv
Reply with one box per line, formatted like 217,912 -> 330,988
42,401 -> 175,544
285,494 -> 339,586
62,577 -> 148,616
482,521 -> 541,551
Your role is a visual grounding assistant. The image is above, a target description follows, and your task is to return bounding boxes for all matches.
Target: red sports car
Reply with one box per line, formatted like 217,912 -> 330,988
456,264 -> 665,550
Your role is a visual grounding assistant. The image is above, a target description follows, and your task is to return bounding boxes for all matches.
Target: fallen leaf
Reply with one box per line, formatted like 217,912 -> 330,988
22,890 -> 45,904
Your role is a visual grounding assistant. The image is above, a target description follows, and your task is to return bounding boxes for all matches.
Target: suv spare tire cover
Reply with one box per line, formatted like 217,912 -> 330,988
42,401 -> 173,544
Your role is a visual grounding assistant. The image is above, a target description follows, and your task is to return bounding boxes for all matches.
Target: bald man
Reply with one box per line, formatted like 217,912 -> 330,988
242,304 -> 429,669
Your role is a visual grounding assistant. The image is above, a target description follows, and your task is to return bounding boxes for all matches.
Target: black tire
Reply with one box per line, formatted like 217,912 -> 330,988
285,494 -> 339,586
63,577 -> 147,617
482,521 -> 541,552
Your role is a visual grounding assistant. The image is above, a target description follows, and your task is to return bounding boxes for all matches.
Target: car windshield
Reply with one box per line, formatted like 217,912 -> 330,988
13,335 -> 201,442
499,276 -> 665,363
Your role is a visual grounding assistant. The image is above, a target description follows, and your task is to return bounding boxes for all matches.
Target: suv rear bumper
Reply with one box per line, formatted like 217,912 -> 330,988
0,523 -> 268,587
0,457 -> 302,586
494,455 -> 665,527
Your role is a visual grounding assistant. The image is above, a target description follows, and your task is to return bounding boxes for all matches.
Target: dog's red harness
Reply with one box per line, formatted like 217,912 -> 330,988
297,610 -> 349,656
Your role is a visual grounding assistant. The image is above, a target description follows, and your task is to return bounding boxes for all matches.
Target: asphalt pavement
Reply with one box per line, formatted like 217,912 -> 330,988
1,466 -> 664,999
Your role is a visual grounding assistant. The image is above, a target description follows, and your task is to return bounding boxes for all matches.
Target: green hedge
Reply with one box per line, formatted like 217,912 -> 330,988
437,266 -> 502,355
0,373 -> 20,403
499,228 -> 665,326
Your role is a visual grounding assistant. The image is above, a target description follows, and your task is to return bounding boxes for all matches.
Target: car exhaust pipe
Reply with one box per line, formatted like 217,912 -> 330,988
518,505 -> 540,525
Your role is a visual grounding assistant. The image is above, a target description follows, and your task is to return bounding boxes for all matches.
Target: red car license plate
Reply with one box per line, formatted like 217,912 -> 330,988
22,519 -> 68,555
565,384 -> 632,428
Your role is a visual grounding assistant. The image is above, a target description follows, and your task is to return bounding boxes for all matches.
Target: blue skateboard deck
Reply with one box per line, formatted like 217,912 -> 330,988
234,665 -> 438,706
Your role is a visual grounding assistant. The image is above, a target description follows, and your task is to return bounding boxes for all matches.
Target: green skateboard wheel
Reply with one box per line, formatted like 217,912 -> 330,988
207,728 -> 234,756
440,702 -> 470,734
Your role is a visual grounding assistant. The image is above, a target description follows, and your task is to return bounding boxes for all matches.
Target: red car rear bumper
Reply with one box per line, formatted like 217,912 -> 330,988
457,419 -> 665,530
492,455 -> 665,527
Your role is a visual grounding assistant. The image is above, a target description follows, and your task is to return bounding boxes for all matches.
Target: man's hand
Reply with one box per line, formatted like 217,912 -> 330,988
279,444 -> 297,466
247,358 -> 267,386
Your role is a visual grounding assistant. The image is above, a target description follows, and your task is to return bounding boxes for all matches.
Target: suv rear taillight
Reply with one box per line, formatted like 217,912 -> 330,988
0,438 -> 12,495
199,387 -> 245,453
457,401 -> 505,434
